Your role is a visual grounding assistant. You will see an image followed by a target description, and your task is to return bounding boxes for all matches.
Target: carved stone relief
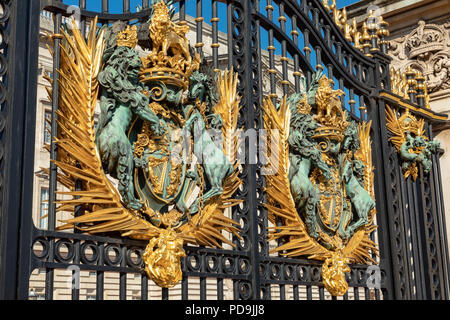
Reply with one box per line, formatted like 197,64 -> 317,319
389,20 -> 450,93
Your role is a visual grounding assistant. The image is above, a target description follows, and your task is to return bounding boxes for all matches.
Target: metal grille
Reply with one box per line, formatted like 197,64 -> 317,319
0,0 -> 449,300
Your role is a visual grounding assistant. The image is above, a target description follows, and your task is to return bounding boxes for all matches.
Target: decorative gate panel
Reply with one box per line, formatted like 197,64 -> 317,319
0,0 -> 449,300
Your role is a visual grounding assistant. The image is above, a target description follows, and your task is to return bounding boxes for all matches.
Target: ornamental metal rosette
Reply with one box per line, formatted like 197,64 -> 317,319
263,72 -> 378,296
44,1 -> 242,288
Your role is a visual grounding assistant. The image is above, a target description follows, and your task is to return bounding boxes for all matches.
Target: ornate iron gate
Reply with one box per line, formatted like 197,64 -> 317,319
0,0 -> 449,300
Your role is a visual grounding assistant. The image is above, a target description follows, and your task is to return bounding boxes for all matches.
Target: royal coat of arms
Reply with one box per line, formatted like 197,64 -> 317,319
263,72 -> 378,296
385,105 -> 440,181
45,1 -> 241,288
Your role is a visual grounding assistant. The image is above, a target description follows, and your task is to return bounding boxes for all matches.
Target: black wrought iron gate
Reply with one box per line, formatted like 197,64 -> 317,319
0,0 -> 449,300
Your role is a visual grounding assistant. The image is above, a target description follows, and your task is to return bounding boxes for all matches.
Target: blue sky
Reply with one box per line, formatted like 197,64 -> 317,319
62,1 -> 360,14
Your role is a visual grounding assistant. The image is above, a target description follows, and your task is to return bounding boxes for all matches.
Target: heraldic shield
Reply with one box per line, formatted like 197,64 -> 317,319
263,72 -> 378,296
44,1 -> 242,288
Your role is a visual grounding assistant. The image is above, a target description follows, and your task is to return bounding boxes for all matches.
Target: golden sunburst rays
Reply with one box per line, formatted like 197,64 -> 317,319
262,96 -> 378,267
262,96 -> 329,259
44,17 -> 242,253
44,18 -> 158,237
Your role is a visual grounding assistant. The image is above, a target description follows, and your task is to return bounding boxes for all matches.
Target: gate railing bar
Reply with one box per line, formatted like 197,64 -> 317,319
141,273 -> 148,300
179,0 -> 186,21
226,1 -> 232,71
195,0 -> 203,55
0,0 -> 41,300
211,0 -> 219,71
432,147 -> 450,298
102,0 -> 108,13
410,172 -> 428,299
120,245 -> 127,300
96,242 -> 105,300
45,0 -> 64,299
264,0 -> 277,103
123,0 -> 130,14
291,14 -> 301,91
278,2 -> 290,97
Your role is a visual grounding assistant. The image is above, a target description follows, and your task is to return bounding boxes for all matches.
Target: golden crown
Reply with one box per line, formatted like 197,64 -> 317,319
312,76 -> 349,142
116,25 -> 138,48
139,1 -> 199,90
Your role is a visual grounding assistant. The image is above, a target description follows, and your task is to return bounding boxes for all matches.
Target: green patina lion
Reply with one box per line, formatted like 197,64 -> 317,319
96,32 -> 163,210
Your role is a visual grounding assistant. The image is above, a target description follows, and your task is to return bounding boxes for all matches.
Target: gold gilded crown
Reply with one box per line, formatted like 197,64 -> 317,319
312,76 -> 349,142
116,25 -> 138,48
297,93 -> 312,114
139,0 -> 199,90
401,109 -> 426,137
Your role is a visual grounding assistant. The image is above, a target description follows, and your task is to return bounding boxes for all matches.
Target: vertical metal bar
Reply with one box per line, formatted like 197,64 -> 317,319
123,0 -> 130,13
354,287 -> 359,300
349,88 -> 356,115
179,0 -> 186,20
265,2 -> 277,103
79,0 -> 86,37
162,287 -> 169,300
315,46 -> 322,71
182,275 -> 188,299
102,0 -> 109,13
327,64 -> 333,83
432,143 -> 450,298
141,275 -> 148,300
119,272 -> 126,300
46,9 -> 63,300
319,286 -> 325,300
217,278 -> 223,300
119,245 -> 127,300
278,3 -> 289,96
303,29 -> 311,86
195,0 -> 204,55
143,0 -> 149,9
306,285 -> 312,300
279,284 -> 286,300
370,98 -> 402,299
410,177 -> 427,299
358,95 -> 366,121
291,15 -> 301,91
72,240 -> 80,300
211,0 -> 219,72
226,4 -> 231,71
293,284 -> 299,300
5,0 -> 41,300
96,243 -> 104,300
200,277 -> 206,300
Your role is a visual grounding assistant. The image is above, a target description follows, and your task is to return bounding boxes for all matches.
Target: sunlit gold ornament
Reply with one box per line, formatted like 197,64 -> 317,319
312,75 -> 349,142
263,76 -> 378,297
385,105 -> 427,181
45,16 -> 242,290
116,25 -> 138,48
142,228 -> 186,288
139,0 -> 200,89
321,251 -> 351,296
